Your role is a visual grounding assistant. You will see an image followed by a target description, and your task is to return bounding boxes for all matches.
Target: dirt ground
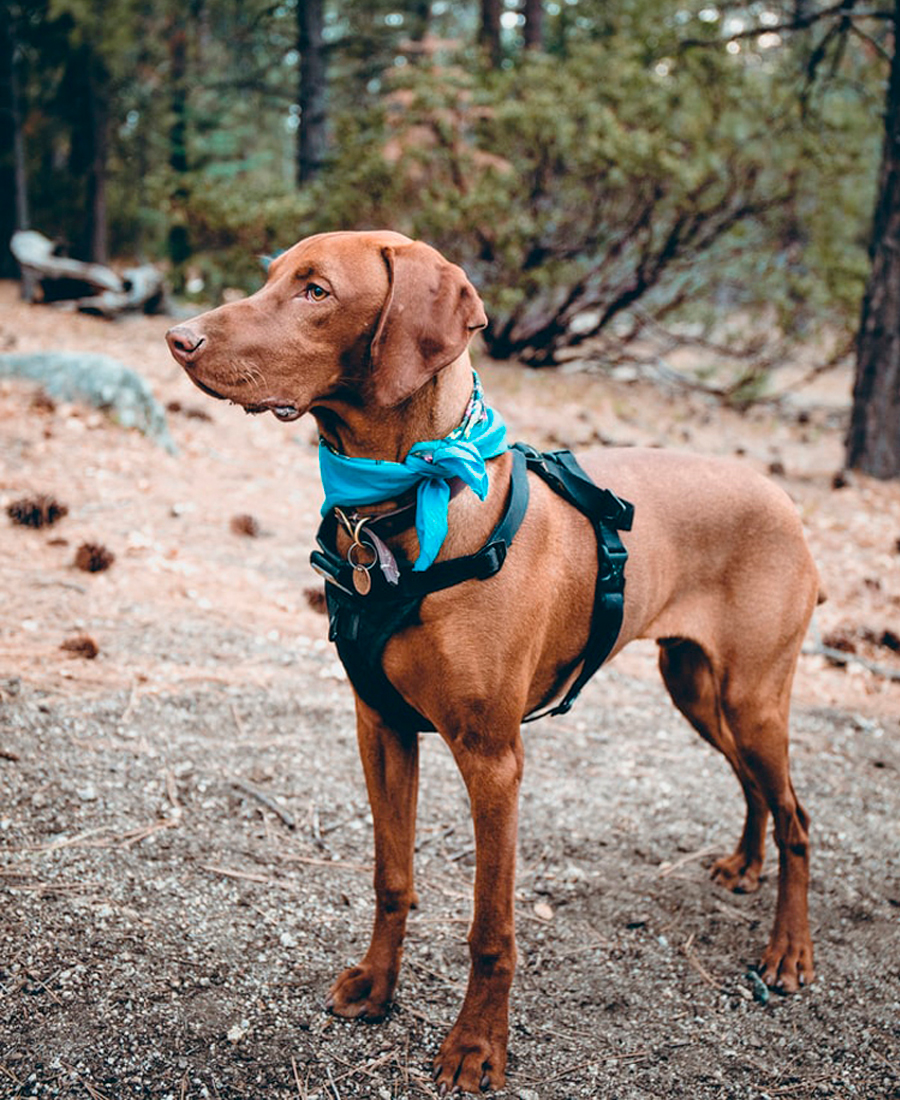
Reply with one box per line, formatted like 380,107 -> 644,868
1,282 -> 898,1100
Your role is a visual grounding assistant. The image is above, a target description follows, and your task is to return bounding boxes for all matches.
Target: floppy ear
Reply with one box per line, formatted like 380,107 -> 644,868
368,242 -> 488,407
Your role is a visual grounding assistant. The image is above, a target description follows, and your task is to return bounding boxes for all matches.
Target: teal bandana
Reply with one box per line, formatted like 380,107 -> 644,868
318,373 -> 508,572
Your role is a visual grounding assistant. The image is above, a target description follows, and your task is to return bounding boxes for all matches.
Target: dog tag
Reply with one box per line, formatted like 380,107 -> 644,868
352,566 -> 372,595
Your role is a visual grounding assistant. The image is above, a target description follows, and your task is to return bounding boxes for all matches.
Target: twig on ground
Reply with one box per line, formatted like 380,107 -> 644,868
400,1002 -> 454,1029
658,843 -> 721,878
405,958 -> 464,989
201,864 -> 293,888
447,844 -> 476,863
309,802 -> 332,853
60,1064 -> 109,1100
10,880 -> 103,895
712,898 -> 758,925
537,1023 -> 607,1048
231,776 -> 296,829
116,819 -> 178,848
120,681 -> 141,725
758,1074 -> 840,1096
407,914 -> 471,925
14,826 -> 110,853
524,1056 -> 615,1085
200,865 -> 358,908
680,934 -> 724,991
871,1041 -> 898,1071
165,769 -> 183,816
0,1063 -> 22,1086
325,1063 -> 342,1100
303,1051 -> 398,1095
280,853 -> 371,873
521,1039 -> 694,1087
29,971 -> 63,1005
803,641 -> 900,681
329,1050 -> 399,1084
230,702 -> 247,738
291,1055 -> 308,1099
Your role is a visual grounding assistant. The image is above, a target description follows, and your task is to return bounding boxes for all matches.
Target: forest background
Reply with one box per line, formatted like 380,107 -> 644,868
0,0 -> 898,474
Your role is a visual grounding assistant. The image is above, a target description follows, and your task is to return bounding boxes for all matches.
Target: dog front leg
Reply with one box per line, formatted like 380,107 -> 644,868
433,729 -> 524,1095
327,698 -> 419,1019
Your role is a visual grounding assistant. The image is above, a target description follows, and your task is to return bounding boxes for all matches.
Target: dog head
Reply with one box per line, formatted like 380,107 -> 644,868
165,230 -> 487,420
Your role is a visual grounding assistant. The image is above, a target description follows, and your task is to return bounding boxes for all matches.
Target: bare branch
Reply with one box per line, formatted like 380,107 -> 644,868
679,0 -> 893,51
849,20 -> 893,57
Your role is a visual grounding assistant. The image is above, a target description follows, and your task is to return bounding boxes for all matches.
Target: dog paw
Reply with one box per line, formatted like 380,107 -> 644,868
326,964 -> 393,1021
432,1025 -> 506,1095
759,934 -> 815,993
710,852 -> 763,894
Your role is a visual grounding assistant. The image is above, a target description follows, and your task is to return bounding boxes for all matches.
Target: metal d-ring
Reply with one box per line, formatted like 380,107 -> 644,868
347,539 -> 375,571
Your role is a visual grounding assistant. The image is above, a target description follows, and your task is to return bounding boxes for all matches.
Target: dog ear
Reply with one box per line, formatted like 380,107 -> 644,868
369,242 -> 487,407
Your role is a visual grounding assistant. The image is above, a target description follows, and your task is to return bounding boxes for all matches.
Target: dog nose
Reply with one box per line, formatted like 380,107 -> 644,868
166,325 -> 206,365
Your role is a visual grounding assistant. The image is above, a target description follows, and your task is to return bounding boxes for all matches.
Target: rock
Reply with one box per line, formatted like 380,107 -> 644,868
0,351 -> 175,452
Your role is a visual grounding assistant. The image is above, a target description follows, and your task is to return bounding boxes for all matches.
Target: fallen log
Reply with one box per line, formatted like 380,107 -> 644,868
10,230 -> 164,316
76,265 -> 165,318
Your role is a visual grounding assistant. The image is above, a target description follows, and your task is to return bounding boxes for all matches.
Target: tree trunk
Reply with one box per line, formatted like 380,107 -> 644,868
479,0 -> 502,69
66,44 -> 110,265
408,1 -> 431,43
0,3 -> 29,280
167,20 -> 191,271
87,58 -> 109,265
846,0 -> 900,478
524,0 -> 543,51
297,0 -> 327,185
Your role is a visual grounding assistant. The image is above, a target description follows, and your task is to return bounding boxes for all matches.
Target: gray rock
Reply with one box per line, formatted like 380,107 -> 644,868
0,351 -> 175,453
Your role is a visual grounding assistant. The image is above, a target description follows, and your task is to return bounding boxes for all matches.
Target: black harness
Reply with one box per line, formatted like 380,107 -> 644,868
310,443 -> 634,733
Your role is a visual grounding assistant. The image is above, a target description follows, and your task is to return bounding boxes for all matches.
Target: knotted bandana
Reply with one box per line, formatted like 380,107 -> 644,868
318,373 -> 508,571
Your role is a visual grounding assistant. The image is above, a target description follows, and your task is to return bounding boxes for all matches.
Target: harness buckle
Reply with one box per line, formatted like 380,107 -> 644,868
310,554 -> 355,597
473,541 -> 508,579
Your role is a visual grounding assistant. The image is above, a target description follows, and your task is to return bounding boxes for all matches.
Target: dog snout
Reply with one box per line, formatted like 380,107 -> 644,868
166,325 -> 206,366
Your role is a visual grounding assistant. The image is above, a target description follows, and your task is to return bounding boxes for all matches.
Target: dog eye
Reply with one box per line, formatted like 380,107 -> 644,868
304,283 -> 328,302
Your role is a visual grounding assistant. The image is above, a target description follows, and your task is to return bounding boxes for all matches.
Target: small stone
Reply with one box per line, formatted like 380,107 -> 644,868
226,1020 -> 249,1043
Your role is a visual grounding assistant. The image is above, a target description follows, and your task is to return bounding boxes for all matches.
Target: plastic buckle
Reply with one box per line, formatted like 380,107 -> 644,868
474,541 -> 508,579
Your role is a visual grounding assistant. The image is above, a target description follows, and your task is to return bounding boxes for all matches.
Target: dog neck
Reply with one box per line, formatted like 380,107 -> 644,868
315,357 -> 509,573
312,354 -> 476,463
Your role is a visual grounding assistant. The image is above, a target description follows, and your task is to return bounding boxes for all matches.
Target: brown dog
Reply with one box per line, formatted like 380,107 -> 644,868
167,230 -> 819,1095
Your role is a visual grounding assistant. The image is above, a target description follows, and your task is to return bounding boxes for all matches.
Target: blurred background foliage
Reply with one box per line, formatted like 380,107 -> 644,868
0,0 -> 887,369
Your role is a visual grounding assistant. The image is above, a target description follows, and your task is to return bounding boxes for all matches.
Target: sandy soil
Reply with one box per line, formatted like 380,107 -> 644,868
0,282 -> 898,1099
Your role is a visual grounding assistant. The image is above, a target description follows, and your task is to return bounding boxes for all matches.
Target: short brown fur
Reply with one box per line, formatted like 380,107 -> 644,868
167,231 -> 819,1096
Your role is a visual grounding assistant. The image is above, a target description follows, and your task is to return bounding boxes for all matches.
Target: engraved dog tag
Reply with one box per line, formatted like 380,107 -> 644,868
352,566 -> 372,595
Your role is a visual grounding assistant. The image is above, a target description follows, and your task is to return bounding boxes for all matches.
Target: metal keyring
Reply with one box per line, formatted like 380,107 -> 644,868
347,541 -> 375,570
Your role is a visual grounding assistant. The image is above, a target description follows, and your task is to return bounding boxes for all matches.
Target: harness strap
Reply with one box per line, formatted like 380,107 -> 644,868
514,443 -> 633,721
309,443 -> 634,733
311,447 -> 531,732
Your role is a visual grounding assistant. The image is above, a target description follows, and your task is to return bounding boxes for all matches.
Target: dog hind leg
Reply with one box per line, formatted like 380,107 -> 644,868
659,637 -> 814,990
721,676 -> 814,991
658,638 -> 768,893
